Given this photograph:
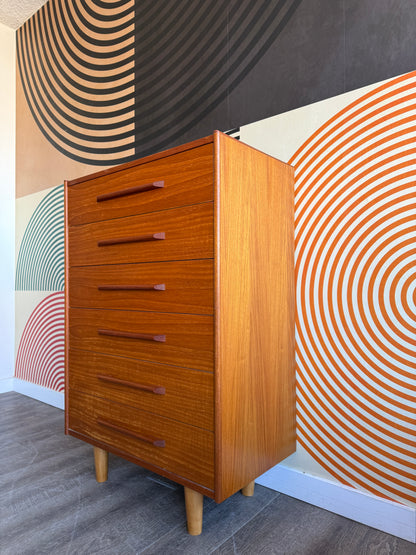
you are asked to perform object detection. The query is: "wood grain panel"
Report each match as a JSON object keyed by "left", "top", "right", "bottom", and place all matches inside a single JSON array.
[
  {"left": 68, "top": 308, "right": 213, "bottom": 371},
  {"left": 67, "top": 143, "right": 214, "bottom": 226},
  {"left": 68, "top": 391, "right": 214, "bottom": 489},
  {"left": 68, "top": 203, "right": 213, "bottom": 267},
  {"left": 68, "top": 349, "right": 214, "bottom": 430},
  {"left": 68, "top": 260, "right": 213, "bottom": 314},
  {"left": 214, "top": 131, "right": 296, "bottom": 502}
]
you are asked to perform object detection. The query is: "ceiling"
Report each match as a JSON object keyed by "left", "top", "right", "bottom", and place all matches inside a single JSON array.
[{"left": 0, "top": 0, "right": 48, "bottom": 30}]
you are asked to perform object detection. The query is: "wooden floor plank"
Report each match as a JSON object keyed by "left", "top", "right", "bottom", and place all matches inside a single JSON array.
[
  {"left": 210, "top": 495, "right": 415, "bottom": 555},
  {"left": 0, "top": 392, "right": 413, "bottom": 554}
]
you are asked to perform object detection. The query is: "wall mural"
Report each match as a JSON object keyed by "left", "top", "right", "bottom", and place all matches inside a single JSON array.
[
  {"left": 15, "top": 0, "right": 415, "bottom": 508},
  {"left": 15, "top": 184, "right": 65, "bottom": 394},
  {"left": 17, "top": 0, "right": 301, "bottom": 165},
  {"left": 15, "top": 184, "right": 64, "bottom": 291},
  {"left": 241, "top": 70, "right": 416, "bottom": 507},
  {"left": 292, "top": 71, "right": 416, "bottom": 505},
  {"left": 15, "top": 292, "right": 65, "bottom": 392}
]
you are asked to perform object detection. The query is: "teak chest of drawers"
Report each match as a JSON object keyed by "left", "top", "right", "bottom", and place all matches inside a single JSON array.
[{"left": 65, "top": 131, "right": 296, "bottom": 535}]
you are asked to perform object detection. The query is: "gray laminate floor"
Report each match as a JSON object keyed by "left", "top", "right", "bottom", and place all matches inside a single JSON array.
[{"left": 0, "top": 392, "right": 413, "bottom": 555}]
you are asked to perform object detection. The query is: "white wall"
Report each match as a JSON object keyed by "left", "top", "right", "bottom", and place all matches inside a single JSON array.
[{"left": 0, "top": 22, "right": 15, "bottom": 391}]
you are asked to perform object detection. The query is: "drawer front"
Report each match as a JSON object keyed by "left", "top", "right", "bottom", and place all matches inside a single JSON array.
[
  {"left": 68, "top": 203, "right": 213, "bottom": 267},
  {"left": 67, "top": 143, "right": 213, "bottom": 226},
  {"left": 68, "top": 350, "right": 214, "bottom": 430},
  {"left": 68, "top": 308, "right": 213, "bottom": 371},
  {"left": 68, "top": 260, "right": 213, "bottom": 314},
  {"left": 68, "top": 391, "right": 214, "bottom": 489}
]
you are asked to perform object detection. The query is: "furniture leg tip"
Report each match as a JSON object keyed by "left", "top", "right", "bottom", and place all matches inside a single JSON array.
[{"left": 241, "top": 480, "right": 255, "bottom": 497}]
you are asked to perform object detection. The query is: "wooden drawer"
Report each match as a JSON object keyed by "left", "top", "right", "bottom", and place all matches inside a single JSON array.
[
  {"left": 68, "top": 350, "right": 214, "bottom": 430},
  {"left": 68, "top": 203, "right": 213, "bottom": 267},
  {"left": 68, "top": 308, "right": 213, "bottom": 372},
  {"left": 67, "top": 143, "right": 214, "bottom": 226},
  {"left": 68, "top": 260, "right": 213, "bottom": 314},
  {"left": 68, "top": 391, "right": 214, "bottom": 489}
]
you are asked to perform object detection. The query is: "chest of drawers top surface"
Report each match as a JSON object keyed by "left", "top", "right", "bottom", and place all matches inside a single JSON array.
[{"left": 65, "top": 131, "right": 296, "bottom": 505}]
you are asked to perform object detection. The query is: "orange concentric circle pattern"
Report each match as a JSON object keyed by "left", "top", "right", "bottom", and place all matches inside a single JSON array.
[{"left": 290, "top": 71, "right": 416, "bottom": 505}]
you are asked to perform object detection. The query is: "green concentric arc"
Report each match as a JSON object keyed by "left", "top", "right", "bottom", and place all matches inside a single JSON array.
[{"left": 16, "top": 184, "right": 64, "bottom": 291}]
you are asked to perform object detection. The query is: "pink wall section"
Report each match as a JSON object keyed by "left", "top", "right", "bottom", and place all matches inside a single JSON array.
[{"left": 15, "top": 292, "right": 64, "bottom": 392}]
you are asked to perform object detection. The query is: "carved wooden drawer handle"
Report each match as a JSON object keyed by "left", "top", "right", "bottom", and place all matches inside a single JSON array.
[
  {"left": 97, "top": 418, "right": 165, "bottom": 447},
  {"left": 96, "top": 181, "right": 164, "bottom": 202},
  {"left": 97, "top": 374, "right": 166, "bottom": 395},
  {"left": 98, "top": 328, "right": 166, "bottom": 342},
  {"left": 97, "top": 232, "right": 165, "bottom": 247},
  {"left": 97, "top": 284, "right": 166, "bottom": 291}
]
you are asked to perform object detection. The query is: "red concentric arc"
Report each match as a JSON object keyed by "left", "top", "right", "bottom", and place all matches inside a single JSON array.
[
  {"left": 15, "top": 292, "right": 65, "bottom": 393},
  {"left": 290, "top": 71, "right": 416, "bottom": 505}
]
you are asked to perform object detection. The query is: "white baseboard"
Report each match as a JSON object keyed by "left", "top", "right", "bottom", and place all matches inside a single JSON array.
[
  {"left": 12, "top": 378, "right": 64, "bottom": 410},
  {"left": 0, "top": 377, "right": 14, "bottom": 393},
  {"left": 256, "top": 464, "right": 415, "bottom": 543}
]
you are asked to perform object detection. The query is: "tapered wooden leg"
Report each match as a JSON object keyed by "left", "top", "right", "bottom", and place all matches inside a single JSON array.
[
  {"left": 184, "top": 487, "right": 203, "bottom": 535},
  {"left": 241, "top": 480, "right": 255, "bottom": 497},
  {"left": 94, "top": 446, "right": 108, "bottom": 482}
]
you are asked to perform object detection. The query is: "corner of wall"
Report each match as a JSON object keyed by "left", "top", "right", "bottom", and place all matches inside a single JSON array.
[{"left": 0, "top": 22, "right": 16, "bottom": 382}]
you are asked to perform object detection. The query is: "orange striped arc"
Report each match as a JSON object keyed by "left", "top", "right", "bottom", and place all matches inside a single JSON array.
[{"left": 290, "top": 70, "right": 416, "bottom": 506}]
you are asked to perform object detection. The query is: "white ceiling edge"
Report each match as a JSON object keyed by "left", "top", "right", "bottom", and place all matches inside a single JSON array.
[{"left": 0, "top": 0, "right": 48, "bottom": 30}]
